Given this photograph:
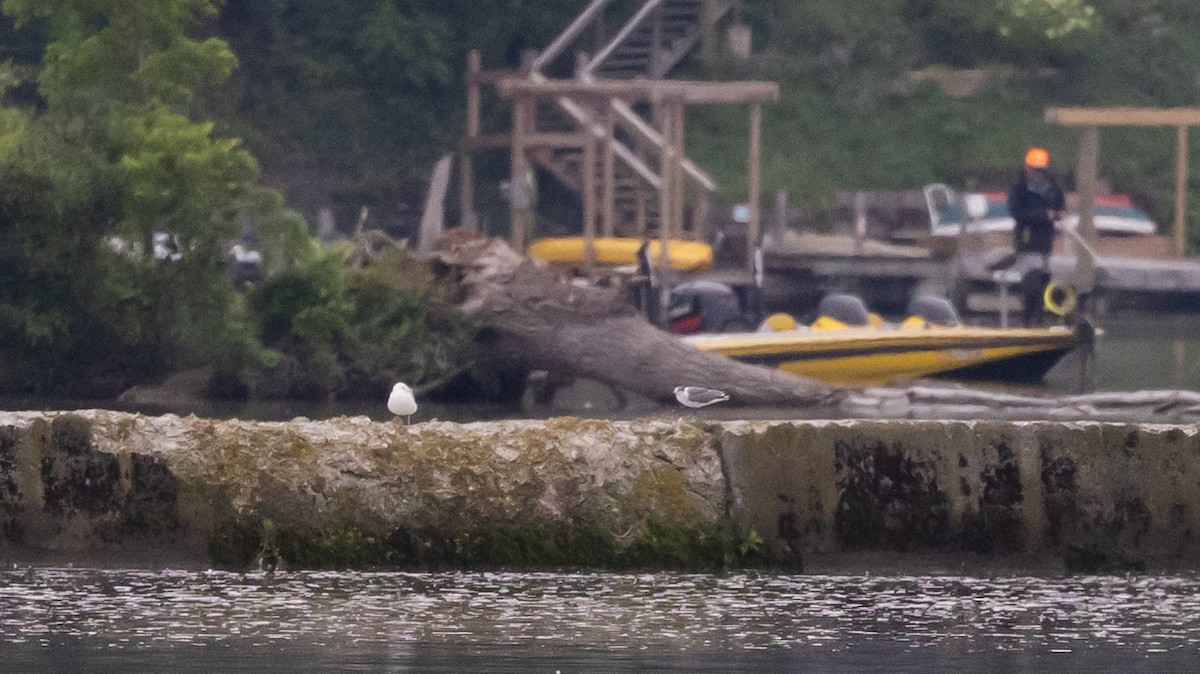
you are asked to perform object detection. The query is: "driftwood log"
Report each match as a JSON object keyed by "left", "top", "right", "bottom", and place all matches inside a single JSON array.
[{"left": 433, "top": 236, "right": 1200, "bottom": 423}]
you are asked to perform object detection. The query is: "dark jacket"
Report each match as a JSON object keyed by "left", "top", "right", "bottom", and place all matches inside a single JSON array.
[{"left": 1007, "top": 171, "right": 1065, "bottom": 255}]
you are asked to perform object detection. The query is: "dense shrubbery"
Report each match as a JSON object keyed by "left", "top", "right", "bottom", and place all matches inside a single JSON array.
[
  {"left": 231, "top": 249, "right": 476, "bottom": 402},
  {"left": 0, "top": 0, "right": 476, "bottom": 400}
]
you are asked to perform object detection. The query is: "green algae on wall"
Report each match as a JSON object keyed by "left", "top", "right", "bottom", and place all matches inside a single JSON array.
[{"left": 206, "top": 516, "right": 775, "bottom": 572}]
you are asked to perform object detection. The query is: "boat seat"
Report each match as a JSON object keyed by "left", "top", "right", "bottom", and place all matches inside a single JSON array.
[
  {"left": 903, "top": 295, "right": 961, "bottom": 328},
  {"left": 811, "top": 294, "right": 883, "bottom": 330},
  {"left": 758, "top": 312, "right": 800, "bottom": 332}
]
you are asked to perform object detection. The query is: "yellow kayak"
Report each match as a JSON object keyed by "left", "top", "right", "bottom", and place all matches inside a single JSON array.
[{"left": 528, "top": 237, "right": 714, "bottom": 273}]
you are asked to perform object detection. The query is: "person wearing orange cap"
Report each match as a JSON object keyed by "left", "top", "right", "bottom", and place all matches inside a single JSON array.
[
  {"left": 1008, "top": 147, "right": 1065, "bottom": 258},
  {"left": 1006, "top": 147, "right": 1066, "bottom": 325}
]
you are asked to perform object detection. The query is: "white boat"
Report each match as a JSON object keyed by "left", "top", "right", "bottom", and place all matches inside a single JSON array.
[{"left": 924, "top": 184, "right": 1158, "bottom": 239}]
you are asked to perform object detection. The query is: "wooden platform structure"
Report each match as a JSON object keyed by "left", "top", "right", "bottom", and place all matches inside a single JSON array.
[
  {"left": 455, "top": 0, "right": 773, "bottom": 278},
  {"left": 460, "top": 52, "right": 776, "bottom": 275},
  {"left": 1045, "top": 106, "right": 1200, "bottom": 289},
  {"left": 497, "top": 75, "right": 775, "bottom": 273}
]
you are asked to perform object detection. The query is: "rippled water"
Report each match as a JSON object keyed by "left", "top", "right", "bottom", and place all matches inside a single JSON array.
[{"left": 2, "top": 569, "right": 1198, "bottom": 672}]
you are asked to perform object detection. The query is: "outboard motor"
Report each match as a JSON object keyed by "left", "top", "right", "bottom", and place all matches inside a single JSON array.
[{"left": 668, "top": 281, "right": 746, "bottom": 333}]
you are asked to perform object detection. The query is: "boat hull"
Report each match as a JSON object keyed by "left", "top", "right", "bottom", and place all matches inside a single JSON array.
[{"left": 684, "top": 326, "right": 1082, "bottom": 386}]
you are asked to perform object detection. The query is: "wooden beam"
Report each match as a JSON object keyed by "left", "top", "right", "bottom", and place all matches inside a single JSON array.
[
  {"left": 582, "top": 102, "right": 597, "bottom": 273},
  {"left": 602, "top": 102, "right": 616, "bottom": 237},
  {"left": 1046, "top": 107, "right": 1200, "bottom": 127},
  {"left": 635, "top": 174, "right": 647, "bottom": 237},
  {"left": 496, "top": 77, "right": 780, "bottom": 104},
  {"left": 468, "top": 132, "right": 591, "bottom": 151},
  {"left": 509, "top": 94, "right": 531, "bottom": 250},
  {"left": 676, "top": 100, "right": 686, "bottom": 242},
  {"left": 468, "top": 68, "right": 525, "bottom": 86},
  {"left": 659, "top": 101, "right": 677, "bottom": 270},
  {"left": 695, "top": 190, "right": 710, "bottom": 244},
  {"left": 1176, "top": 125, "right": 1189, "bottom": 257}
]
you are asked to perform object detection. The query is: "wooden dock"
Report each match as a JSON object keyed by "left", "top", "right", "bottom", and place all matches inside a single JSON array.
[
  {"left": 759, "top": 232, "right": 950, "bottom": 314},
  {"left": 758, "top": 231, "right": 1200, "bottom": 317}
]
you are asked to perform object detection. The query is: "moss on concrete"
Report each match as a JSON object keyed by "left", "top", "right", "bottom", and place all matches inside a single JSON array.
[
  {"left": 960, "top": 438, "right": 1026, "bottom": 554},
  {"left": 206, "top": 516, "right": 781, "bottom": 572},
  {"left": 833, "top": 437, "right": 950, "bottom": 551},
  {"left": 0, "top": 424, "right": 21, "bottom": 541},
  {"left": 41, "top": 415, "right": 122, "bottom": 517}
]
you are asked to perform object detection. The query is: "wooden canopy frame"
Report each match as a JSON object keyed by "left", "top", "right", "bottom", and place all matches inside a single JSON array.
[
  {"left": 495, "top": 76, "right": 777, "bottom": 271},
  {"left": 1046, "top": 107, "right": 1197, "bottom": 270}
]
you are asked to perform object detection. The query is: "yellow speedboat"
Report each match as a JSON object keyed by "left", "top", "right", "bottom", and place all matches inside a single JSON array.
[{"left": 682, "top": 295, "right": 1085, "bottom": 386}]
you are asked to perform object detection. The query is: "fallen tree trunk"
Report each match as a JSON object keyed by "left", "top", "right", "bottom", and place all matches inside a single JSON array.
[
  {"left": 434, "top": 236, "right": 843, "bottom": 407},
  {"left": 433, "top": 236, "right": 1200, "bottom": 423}
]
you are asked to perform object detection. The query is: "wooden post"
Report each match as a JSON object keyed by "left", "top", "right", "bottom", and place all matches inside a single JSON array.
[
  {"left": 582, "top": 100, "right": 598, "bottom": 273},
  {"left": 508, "top": 93, "right": 530, "bottom": 250},
  {"left": 602, "top": 101, "right": 616, "bottom": 237},
  {"left": 460, "top": 50, "right": 481, "bottom": 232},
  {"left": 853, "top": 191, "right": 866, "bottom": 256},
  {"left": 1075, "top": 125, "right": 1100, "bottom": 292},
  {"left": 658, "top": 99, "right": 677, "bottom": 270},
  {"left": 695, "top": 190, "right": 710, "bottom": 244},
  {"left": 774, "top": 189, "right": 788, "bottom": 240},
  {"left": 1176, "top": 125, "right": 1189, "bottom": 257},
  {"left": 747, "top": 101, "right": 763, "bottom": 272},
  {"left": 635, "top": 174, "right": 647, "bottom": 237},
  {"left": 670, "top": 100, "right": 686, "bottom": 242}
]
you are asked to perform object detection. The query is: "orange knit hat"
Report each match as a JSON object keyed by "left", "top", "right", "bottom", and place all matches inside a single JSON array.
[{"left": 1025, "top": 147, "right": 1050, "bottom": 168}]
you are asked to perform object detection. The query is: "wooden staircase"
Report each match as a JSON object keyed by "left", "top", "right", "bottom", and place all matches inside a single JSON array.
[
  {"left": 584, "top": 0, "right": 736, "bottom": 80},
  {"left": 460, "top": 0, "right": 775, "bottom": 275},
  {"left": 524, "top": 0, "right": 735, "bottom": 240}
]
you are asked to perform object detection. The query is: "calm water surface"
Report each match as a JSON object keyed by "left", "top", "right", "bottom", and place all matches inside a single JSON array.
[{"left": 2, "top": 569, "right": 1198, "bottom": 672}]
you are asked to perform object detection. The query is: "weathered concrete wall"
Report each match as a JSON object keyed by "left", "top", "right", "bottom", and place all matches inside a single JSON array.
[
  {"left": 721, "top": 420, "right": 1200, "bottom": 570},
  {"left": 2, "top": 411, "right": 1199, "bottom": 571},
  {"left": 0, "top": 411, "right": 727, "bottom": 567}
]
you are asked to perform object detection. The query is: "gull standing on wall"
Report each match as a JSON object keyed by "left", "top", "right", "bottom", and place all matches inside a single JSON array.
[{"left": 388, "top": 382, "right": 418, "bottom": 424}]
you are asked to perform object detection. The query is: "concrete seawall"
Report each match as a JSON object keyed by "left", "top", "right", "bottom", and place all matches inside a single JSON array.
[{"left": 1, "top": 411, "right": 1198, "bottom": 572}]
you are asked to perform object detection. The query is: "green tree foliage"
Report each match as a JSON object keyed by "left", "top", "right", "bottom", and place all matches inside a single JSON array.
[
  {"left": 0, "top": 0, "right": 273, "bottom": 394},
  {"left": 218, "top": 0, "right": 454, "bottom": 186},
  {"left": 243, "top": 249, "right": 476, "bottom": 402},
  {"left": 213, "top": 0, "right": 589, "bottom": 213},
  {"left": 0, "top": 0, "right": 483, "bottom": 399}
]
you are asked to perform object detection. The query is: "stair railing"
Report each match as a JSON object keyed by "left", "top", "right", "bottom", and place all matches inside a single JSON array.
[
  {"left": 581, "top": 0, "right": 667, "bottom": 79},
  {"left": 532, "top": 0, "right": 615, "bottom": 73}
]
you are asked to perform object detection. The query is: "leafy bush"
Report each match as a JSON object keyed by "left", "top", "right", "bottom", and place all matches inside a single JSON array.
[{"left": 240, "top": 248, "right": 476, "bottom": 401}]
